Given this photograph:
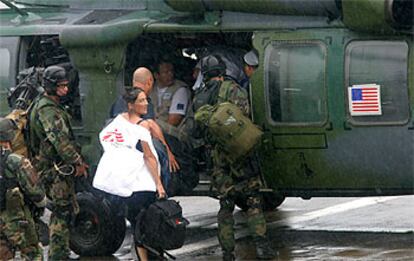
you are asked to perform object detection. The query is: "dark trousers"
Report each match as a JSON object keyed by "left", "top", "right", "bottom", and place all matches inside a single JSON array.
[{"left": 152, "top": 139, "right": 171, "bottom": 192}]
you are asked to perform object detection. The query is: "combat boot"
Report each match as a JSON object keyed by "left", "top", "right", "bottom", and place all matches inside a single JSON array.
[
  {"left": 255, "top": 237, "right": 277, "bottom": 260},
  {"left": 222, "top": 251, "right": 235, "bottom": 261}
]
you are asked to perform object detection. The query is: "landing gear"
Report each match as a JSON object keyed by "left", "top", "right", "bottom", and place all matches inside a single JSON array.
[
  {"left": 234, "top": 192, "right": 285, "bottom": 212},
  {"left": 262, "top": 192, "right": 285, "bottom": 211},
  {"left": 70, "top": 192, "right": 126, "bottom": 256}
]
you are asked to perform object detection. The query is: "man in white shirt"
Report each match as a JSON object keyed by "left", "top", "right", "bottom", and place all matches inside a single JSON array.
[{"left": 150, "top": 61, "right": 190, "bottom": 127}]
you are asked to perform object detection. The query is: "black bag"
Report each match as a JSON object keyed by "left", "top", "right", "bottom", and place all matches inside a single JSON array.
[
  {"left": 135, "top": 199, "right": 189, "bottom": 251},
  {"left": 164, "top": 134, "right": 198, "bottom": 196}
]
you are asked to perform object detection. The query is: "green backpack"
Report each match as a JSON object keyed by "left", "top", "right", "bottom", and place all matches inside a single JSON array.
[{"left": 195, "top": 102, "right": 263, "bottom": 162}]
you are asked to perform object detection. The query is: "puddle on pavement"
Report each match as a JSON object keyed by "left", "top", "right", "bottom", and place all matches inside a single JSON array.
[
  {"left": 43, "top": 219, "right": 413, "bottom": 260},
  {"left": 212, "top": 230, "right": 414, "bottom": 261},
  {"left": 333, "top": 248, "right": 371, "bottom": 257}
]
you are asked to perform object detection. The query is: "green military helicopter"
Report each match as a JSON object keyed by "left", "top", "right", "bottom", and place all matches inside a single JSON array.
[{"left": 0, "top": 0, "right": 413, "bottom": 256}]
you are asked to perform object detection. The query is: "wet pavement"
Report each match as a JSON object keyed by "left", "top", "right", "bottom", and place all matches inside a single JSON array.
[
  {"left": 42, "top": 195, "right": 414, "bottom": 260},
  {"left": 169, "top": 196, "right": 414, "bottom": 261}
]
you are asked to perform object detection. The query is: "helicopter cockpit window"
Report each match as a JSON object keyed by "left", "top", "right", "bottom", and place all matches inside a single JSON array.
[
  {"left": 265, "top": 41, "right": 327, "bottom": 126},
  {"left": 0, "top": 49, "right": 9, "bottom": 78},
  {"left": 345, "top": 41, "right": 409, "bottom": 125},
  {"left": 0, "top": 48, "right": 10, "bottom": 115}
]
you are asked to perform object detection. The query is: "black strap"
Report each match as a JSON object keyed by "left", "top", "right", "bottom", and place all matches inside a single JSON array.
[{"left": 137, "top": 119, "right": 146, "bottom": 125}]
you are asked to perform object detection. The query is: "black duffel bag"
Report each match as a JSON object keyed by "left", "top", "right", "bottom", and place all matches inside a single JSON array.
[{"left": 135, "top": 199, "right": 189, "bottom": 251}]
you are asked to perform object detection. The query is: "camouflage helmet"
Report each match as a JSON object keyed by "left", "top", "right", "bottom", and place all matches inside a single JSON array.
[
  {"left": 0, "top": 118, "right": 17, "bottom": 141},
  {"left": 42, "top": 65, "right": 68, "bottom": 94},
  {"left": 200, "top": 55, "right": 226, "bottom": 80}
]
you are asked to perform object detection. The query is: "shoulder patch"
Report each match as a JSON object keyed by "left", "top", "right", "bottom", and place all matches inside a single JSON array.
[{"left": 176, "top": 103, "right": 185, "bottom": 110}]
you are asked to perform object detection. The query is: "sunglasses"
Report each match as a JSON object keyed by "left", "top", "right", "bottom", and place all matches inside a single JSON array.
[{"left": 57, "top": 82, "right": 69, "bottom": 88}]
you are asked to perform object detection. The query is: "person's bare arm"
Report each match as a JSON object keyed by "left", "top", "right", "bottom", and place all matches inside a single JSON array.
[
  {"left": 167, "top": 113, "right": 184, "bottom": 126},
  {"left": 147, "top": 119, "right": 180, "bottom": 172},
  {"left": 141, "top": 140, "right": 166, "bottom": 198}
]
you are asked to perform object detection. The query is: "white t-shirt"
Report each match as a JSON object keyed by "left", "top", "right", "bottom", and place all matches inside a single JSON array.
[
  {"left": 169, "top": 87, "right": 189, "bottom": 115},
  {"left": 93, "top": 115, "right": 160, "bottom": 197},
  {"left": 157, "top": 87, "right": 169, "bottom": 106}
]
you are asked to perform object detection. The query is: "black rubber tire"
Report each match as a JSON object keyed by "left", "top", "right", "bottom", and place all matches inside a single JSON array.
[
  {"left": 69, "top": 192, "right": 126, "bottom": 256},
  {"left": 262, "top": 193, "right": 285, "bottom": 211},
  {"left": 235, "top": 193, "right": 285, "bottom": 212},
  {"left": 234, "top": 195, "right": 249, "bottom": 212},
  {"left": 102, "top": 198, "right": 126, "bottom": 255}
]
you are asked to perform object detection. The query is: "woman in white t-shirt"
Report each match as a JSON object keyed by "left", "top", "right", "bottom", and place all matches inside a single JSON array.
[{"left": 93, "top": 87, "right": 166, "bottom": 260}]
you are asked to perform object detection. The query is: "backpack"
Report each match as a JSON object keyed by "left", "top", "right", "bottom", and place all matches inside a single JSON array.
[
  {"left": 135, "top": 199, "right": 189, "bottom": 251},
  {"left": 195, "top": 102, "right": 263, "bottom": 162},
  {"left": 5, "top": 109, "right": 29, "bottom": 158},
  {"left": 6, "top": 67, "right": 45, "bottom": 158}
]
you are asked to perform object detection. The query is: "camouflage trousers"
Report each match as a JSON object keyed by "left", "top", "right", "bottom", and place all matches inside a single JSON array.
[
  {"left": 0, "top": 207, "right": 42, "bottom": 260},
  {"left": 211, "top": 148, "right": 267, "bottom": 254},
  {"left": 41, "top": 169, "right": 77, "bottom": 261}
]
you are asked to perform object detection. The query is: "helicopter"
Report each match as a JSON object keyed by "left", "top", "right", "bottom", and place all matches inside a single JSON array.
[{"left": 0, "top": 0, "right": 412, "bottom": 256}]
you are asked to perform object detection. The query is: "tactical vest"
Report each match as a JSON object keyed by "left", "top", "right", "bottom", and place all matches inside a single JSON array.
[
  {"left": 5, "top": 109, "right": 29, "bottom": 158},
  {"left": 0, "top": 153, "right": 38, "bottom": 247},
  {"left": 193, "top": 80, "right": 222, "bottom": 112},
  {"left": 150, "top": 80, "right": 188, "bottom": 122},
  {"left": 27, "top": 95, "right": 73, "bottom": 164}
]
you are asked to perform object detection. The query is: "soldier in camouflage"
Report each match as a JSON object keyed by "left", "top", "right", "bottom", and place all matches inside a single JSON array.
[
  {"left": 28, "top": 65, "right": 88, "bottom": 260},
  {"left": 0, "top": 118, "right": 46, "bottom": 260},
  {"left": 199, "top": 55, "right": 276, "bottom": 260}
]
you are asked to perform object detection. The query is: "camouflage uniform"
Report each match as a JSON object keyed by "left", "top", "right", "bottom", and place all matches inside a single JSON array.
[
  {"left": 28, "top": 95, "right": 82, "bottom": 260},
  {"left": 210, "top": 79, "right": 268, "bottom": 257},
  {"left": 0, "top": 151, "right": 45, "bottom": 260}
]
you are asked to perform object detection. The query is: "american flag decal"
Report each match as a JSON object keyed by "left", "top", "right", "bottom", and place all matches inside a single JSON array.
[{"left": 348, "top": 84, "right": 382, "bottom": 116}]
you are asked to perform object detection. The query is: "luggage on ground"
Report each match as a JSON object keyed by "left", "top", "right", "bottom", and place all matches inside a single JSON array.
[{"left": 135, "top": 199, "right": 189, "bottom": 251}]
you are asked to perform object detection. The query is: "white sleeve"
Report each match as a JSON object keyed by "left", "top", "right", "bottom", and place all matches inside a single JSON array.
[
  {"left": 135, "top": 125, "right": 152, "bottom": 143},
  {"left": 169, "top": 87, "right": 189, "bottom": 115}
]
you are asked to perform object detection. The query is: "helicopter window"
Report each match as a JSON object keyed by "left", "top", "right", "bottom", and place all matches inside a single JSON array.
[
  {"left": 0, "top": 48, "right": 10, "bottom": 81},
  {"left": 345, "top": 41, "right": 409, "bottom": 125},
  {"left": 265, "top": 41, "right": 327, "bottom": 125},
  {"left": 0, "top": 48, "right": 11, "bottom": 115}
]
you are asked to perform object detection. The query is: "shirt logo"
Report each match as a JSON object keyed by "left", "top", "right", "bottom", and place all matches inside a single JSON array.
[
  {"left": 176, "top": 103, "right": 184, "bottom": 110},
  {"left": 102, "top": 129, "right": 124, "bottom": 143}
]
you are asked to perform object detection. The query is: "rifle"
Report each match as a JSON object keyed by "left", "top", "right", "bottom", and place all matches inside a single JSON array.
[{"left": 7, "top": 67, "right": 44, "bottom": 110}]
